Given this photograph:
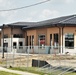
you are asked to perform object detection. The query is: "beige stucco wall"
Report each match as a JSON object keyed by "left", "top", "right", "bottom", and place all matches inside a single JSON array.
[
  {"left": 36, "top": 28, "right": 47, "bottom": 45},
  {"left": 27, "top": 29, "right": 36, "bottom": 45},
  {"left": 2, "top": 26, "right": 76, "bottom": 47},
  {"left": 26, "top": 28, "right": 47, "bottom": 45},
  {"left": 1, "top": 27, "right": 24, "bottom": 38},
  {"left": 63, "top": 27, "right": 76, "bottom": 47},
  {"left": 12, "top": 28, "right": 23, "bottom": 34},
  {"left": 47, "top": 27, "right": 59, "bottom": 46},
  {"left": 26, "top": 27, "right": 60, "bottom": 46},
  {"left": 1, "top": 27, "right": 11, "bottom": 38}
]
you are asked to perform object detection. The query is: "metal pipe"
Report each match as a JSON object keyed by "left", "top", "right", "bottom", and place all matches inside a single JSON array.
[
  {"left": 59, "top": 27, "right": 61, "bottom": 53},
  {"left": 62, "top": 27, "right": 64, "bottom": 53}
]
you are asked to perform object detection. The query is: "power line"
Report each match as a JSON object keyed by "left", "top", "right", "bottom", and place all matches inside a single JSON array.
[{"left": 0, "top": 0, "right": 50, "bottom": 12}]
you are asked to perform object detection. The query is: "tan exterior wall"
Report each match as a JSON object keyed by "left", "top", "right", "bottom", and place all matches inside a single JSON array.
[
  {"left": 12, "top": 28, "right": 23, "bottom": 34},
  {"left": 1, "top": 27, "right": 24, "bottom": 38},
  {"left": 27, "top": 29, "right": 36, "bottom": 45},
  {"left": 36, "top": 28, "right": 47, "bottom": 45},
  {"left": 1, "top": 26, "right": 76, "bottom": 48},
  {"left": 47, "top": 27, "right": 59, "bottom": 46},
  {"left": 63, "top": 27, "right": 76, "bottom": 47},
  {"left": 26, "top": 27, "right": 60, "bottom": 46},
  {"left": 1, "top": 27, "right": 11, "bottom": 38},
  {"left": 63, "top": 27, "right": 76, "bottom": 33}
]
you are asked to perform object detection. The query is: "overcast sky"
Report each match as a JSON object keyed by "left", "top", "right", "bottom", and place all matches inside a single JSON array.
[{"left": 0, "top": 0, "right": 76, "bottom": 25}]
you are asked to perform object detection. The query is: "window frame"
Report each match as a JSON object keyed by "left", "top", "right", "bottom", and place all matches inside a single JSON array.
[
  {"left": 38, "top": 34, "right": 45, "bottom": 48},
  {"left": 65, "top": 33, "right": 74, "bottom": 49},
  {"left": 19, "top": 41, "right": 23, "bottom": 49}
]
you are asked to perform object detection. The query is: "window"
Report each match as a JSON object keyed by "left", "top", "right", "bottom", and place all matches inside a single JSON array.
[
  {"left": 13, "top": 34, "right": 23, "bottom": 38},
  {"left": 19, "top": 42, "right": 23, "bottom": 49},
  {"left": 32, "top": 35, "right": 34, "bottom": 47},
  {"left": 54, "top": 33, "right": 59, "bottom": 48},
  {"left": 65, "top": 33, "right": 74, "bottom": 49},
  {"left": 26, "top": 36, "right": 28, "bottom": 46},
  {"left": 30, "top": 36, "right": 31, "bottom": 46},
  {"left": 38, "top": 35, "right": 45, "bottom": 47},
  {"left": 54, "top": 34, "right": 58, "bottom": 43},
  {"left": 27, "top": 35, "right": 34, "bottom": 49},
  {"left": 3, "top": 34, "right": 8, "bottom": 38},
  {"left": 13, "top": 42, "right": 17, "bottom": 49},
  {"left": 3, "top": 43, "right": 8, "bottom": 52},
  {"left": 50, "top": 34, "right": 52, "bottom": 46}
]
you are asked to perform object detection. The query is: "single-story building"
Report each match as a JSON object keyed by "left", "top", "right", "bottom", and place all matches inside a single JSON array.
[{"left": 0, "top": 14, "right": 76, "bottom": 54}]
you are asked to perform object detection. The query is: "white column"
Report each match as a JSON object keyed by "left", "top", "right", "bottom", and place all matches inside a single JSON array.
[
  {"left": 60, "top": 28, "right": 63, "bottom": 54},
  {"left": 63, "top": 34, "right": 65, "bottom": 54},
  {"left": 74, "top": 33, "right": 76, "bottom": 53}
]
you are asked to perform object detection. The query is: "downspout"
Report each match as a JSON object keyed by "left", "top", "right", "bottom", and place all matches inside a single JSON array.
[
  {"left": 62, "top": 27, "right": 64, "bottom": 53},
  {"left": 57, "top": 24, "right": 64, "bottom": 54},
  {"left": 59, "top": 27, "right": 61, "bottom": 53},
  {"left": 25, "top": 30, "right": 27, "bottom": 46}
]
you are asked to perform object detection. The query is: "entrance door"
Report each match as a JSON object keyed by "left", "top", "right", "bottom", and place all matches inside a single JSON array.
[{"left": 3, "top": 43, "right": 8, "bottom": 52}]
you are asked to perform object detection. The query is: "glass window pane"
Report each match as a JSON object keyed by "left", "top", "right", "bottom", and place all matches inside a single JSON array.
[
  {"left": 65, "top": 33, "right": 74, "bottom": 49},
  {"left": 53, "top": 33, "right": 59, "bottom": 48},
  {"left": 38, "top": 34, "right": 45, "bottom": 48},
  {"left": 19, "top": 42, "right": 23, "bottom": 49},
  {"left": 13, "top": 42, "right": 17, "bottom": 49}
]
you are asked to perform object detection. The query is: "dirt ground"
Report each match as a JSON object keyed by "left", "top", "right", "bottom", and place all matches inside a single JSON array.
[{"left": 0, "top": 53, "right": 76, "bottom": 68}]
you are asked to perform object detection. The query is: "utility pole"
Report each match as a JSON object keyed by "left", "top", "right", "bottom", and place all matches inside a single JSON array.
[{"left": 2, "top": 24, "right": 4, "bottom": 58}]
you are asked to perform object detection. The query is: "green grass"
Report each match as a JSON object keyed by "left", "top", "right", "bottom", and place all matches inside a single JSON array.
[
  {"left": 10, "top": 67, "right": 51, "bottom": 75},
  {"left": 0, "top": 71, "right": 20, "bottom": 75},
  {"left": 9, "top": 67, "right": 76, "bottom": 75},
  {"left": 65, "top": 72, "right": 76, "bottom": 75}
]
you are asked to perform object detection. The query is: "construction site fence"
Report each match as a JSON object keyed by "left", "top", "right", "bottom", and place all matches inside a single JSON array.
[{"left": 0, "top": 46, "right": 76, "bottom": 72}]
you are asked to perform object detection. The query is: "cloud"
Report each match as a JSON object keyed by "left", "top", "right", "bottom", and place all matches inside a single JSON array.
[
  {"left": 50, "top": 0, "right": 75, "bottom": 4},
  {"left": 0, "top": 0, "right": 3, "bottom": 3},
  {"left": 25, "top": 17, "right": 34, "bottom": 22},
  {"left": 0, "top": 0, "right": 11, "bottom": 8},
  {"left": 30, "top": 11, "right": 38, "bottom": 16},
  {"left": 64, "top": 0, "right": 74, "bottom": 4},
  {"left": 39, "top": 9, "right": 59, "bottom": 19},
  {"left": 0, "top": 0, "right": 18, "bottom": 24},
  {"left": 0, "top": 10, "right": 18, "bottom": 24}
]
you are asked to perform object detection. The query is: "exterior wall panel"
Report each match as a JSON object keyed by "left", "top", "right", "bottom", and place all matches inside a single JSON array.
[
  {"left": 12, "top": 28, "right": 23, "bottom": 34},
  {"left": 47, "top": 27, "right": 59, "bottom": 46},
  {"left": 2, "top": 27, "right": 11, "bottom": 38},
  {"left": 63, "top": 27, "right": 76, "bottom": 54},
  {"left": 27, "top": 30, "right": 36, "bottom": 45},
  {"left": 63, "top": 27, "right": 76, "bottom": 47},
  {"left": 36, "top": 28, "right": 47, "bottom": 45}
]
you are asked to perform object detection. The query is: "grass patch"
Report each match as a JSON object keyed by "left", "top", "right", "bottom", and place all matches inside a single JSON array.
[
  {"left": 10, "top": 67, "right": 51, "bottom": 75},
  {"left": 64, "top": 72, "right": 76, "bottom": 75},
  {"left": 9, "top": 67, "right": 76, "bottom": 75},
  {"left": 0, "top": 71, "right": 20, "bottom": 75}
]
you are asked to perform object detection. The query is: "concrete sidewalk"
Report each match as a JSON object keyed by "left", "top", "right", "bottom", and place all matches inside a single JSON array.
[{"left": 0, "top": 67, "right": 39, "bottom": 75}]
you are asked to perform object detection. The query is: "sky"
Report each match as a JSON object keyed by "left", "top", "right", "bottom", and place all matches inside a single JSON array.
[{"left": 0, "top": 0, "right": 76, "bottom": 25}]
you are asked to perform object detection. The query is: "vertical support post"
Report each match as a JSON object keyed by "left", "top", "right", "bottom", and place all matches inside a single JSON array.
[
  {"left": 2, "top": 24, "right": 4, "bottom": 58},
  {"left": 11, "top": 27, "right": 13, "bottom": 52},
  {"left": 59, "top": 27, "right": 61, "bottom": 54},
  {"left": 62, "top": 27, "right": 64, "bottom": 54},
  {"left": 27, "top": 46, "right": 29, "bottom": 68}
]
